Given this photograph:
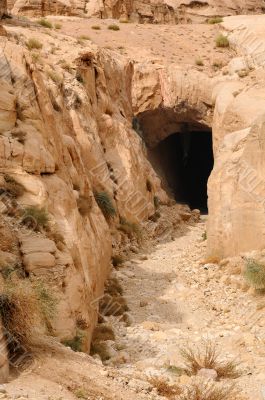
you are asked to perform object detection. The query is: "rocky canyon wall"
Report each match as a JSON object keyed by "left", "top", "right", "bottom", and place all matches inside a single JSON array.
[
  {"left": 0, "top": 25, "right": 166, "bottom": 349},
  {"left": 7, "top": 0, "right": 265, "bottom": 20}
]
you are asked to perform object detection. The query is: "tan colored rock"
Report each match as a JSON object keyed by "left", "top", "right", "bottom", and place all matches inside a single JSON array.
[
  {"left": 20, "top": 236, "right": 57, "bottom": 255},
  {"left": 23, "top": 252, "right": 56, "bottom": 272}
]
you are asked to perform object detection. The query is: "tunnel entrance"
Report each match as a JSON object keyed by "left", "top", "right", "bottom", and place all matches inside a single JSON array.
[{"left": 147, "top": 129, "right": 214, "bottom": 213}]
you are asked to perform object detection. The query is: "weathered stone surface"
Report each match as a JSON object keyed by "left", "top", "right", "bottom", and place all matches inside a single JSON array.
[
  {"left": 20, "top": 236, "right": 57, "bottom": 255},
  {"left": 23, "top": 252, "right": 56, "bottom": 272}
]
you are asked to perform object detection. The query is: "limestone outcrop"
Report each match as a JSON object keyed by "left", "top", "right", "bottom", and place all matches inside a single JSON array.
[
  {"left": 8, "top": 0, "right": 264, "bottom": 20},
  {"left": 0, "top": 26, "right": 167, "bottom": 350}
]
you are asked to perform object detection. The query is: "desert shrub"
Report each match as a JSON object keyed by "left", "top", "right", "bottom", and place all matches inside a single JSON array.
[
  {"left": 94, "top": 191, "right": 116, "bottom": 219},
  {"left": 34, "top": 282, "right": 57, "bottom": 322},
  {"left": 26, "top": 38, "right": 43, "bottom": 50},
  {"left": 195, "top": 58, "right": 204, "bottom": 66},
  {"left": 37, "top": 18, "right": 53, "bottom": 28},
  {"left": 112, "top": 255, "right": 124, "bottom": 267},
  {"left": 202, "top": 231, "right": 207, "bottom": 241},
  {"left": 244, "top": 259, "right": 265, "bottom": 290},
  {"left": 180, "top": 342, "right": 241, "bottom": 379},
  {"left": 54, "top": 23, "right": 62, "bottom": 29},
  {"left": 154, "top": 195, "right": 160, "bottom": 209},
  {"left": 118, "top": 218, "right": 142, "bottom": 241},
  {"left": 105, "top": 277, "right": 123, "bottom": 296},
  {"left": 207, "top": 17, "right": 223, "bottom": 24},
  {"left": 108, "top": 24, "right": 120, "bottom": 31},
  {"left": 74, "top": 388, "right": 88, "bottom": 399},
  {"left": 92, "top": 324, "right": 115, "bottom": 342},
  {"left": 78, "top": 35, "right": 90, "bottom": 40},
  {"left": 22, "top": 206, "right": 49, "bottom": 231},
  {"left": 47, "top": 70, "right": 62, "bottom": 84},
  {"left": 2, "top": 174, "right": 25, "bottom": 198},
  {"left": 146, "top": 179, "right": 152, "bottom": 192},
  {"left": 62, "top": 330, "right": 85, "bottom": 352},
  {"left": 149, "top": 377, "right": 182, "bottom": 398},
  {"left": 0, "top": 280, "right": 39, "bottom": 353},
  {"left": 215, "top": 34, "right": 229, "bottom": 48},
  {"left": 91, "top": 25, "right": 101, "bottom": 30},
  {"left": 179, "top": 381, "right": 236, "bottom": 400},
  {"left": 77, "top": 195, "right": 93, "bottom": 216}
]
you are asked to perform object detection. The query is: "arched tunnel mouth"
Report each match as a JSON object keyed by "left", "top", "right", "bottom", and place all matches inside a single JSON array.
[{"left": 134, "top": 115, "right": 214, "bottom": 213}]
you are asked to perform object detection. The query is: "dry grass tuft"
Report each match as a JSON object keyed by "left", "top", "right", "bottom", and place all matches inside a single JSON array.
[
  {"left": 180, "top": 342, "right": 241, "bottom": 379},
  {"left": 179, "top": 381, "right": 236, "bottom": 400},
  {"left": 26, "top": 38, "right": 43, "bottom": 50},
  {"left": 244, "top": 259, "right": 265, "bottom": 290},
  {"left": 215, "top": 34, "right": 229, "bottom": 48},
  {"left": 149, "top": 377, "right": 182, "bottom": 398}
]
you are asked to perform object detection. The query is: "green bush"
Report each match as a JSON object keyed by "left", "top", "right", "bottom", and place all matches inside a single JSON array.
[
  {"left": 244, "top": 259, "right": 265, "bottom": 290},
  {"left": 62, "top": 330, "right": 85, "bottom": 352},
  {"left": 94, "top": 191, "right": 116, "bottom": 219},
  {"left": 108, "top": 24, "right": 120, "bottom": 31},
  {"left": 26, "top": 38, "right": 43, "bottom": 50},
  {"left": 22, "top": 206, "right": 49, "bottom": 231},
  {"left": 207, "top": 17, "right": 223, "bottom": 24},
  {"left": 195, "top": 58, "right": 204, "bottom": 66},
  {"left": 215, "top": 34, "right": 229, "bottom": 48},
  {"left": 37, "top": 18, "right": 53, "bottom": 28}
]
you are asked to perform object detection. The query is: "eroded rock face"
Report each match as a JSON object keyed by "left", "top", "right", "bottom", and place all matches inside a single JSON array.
[
  {"left": 8, "top": 0, "right": 264, "bottom": 19},
  {"left": 0, "top": 28, "right": 167, "bottom": 349},
  {"left": 0, "top": 0, "right": 7, "bottom": 17}
]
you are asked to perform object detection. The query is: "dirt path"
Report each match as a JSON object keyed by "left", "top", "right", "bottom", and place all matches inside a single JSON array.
[{"left": 107, "top": 217, "right": 265, "bottom": 400}]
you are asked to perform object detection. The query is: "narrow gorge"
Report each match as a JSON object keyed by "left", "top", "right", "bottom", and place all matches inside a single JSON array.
[{"left": 0, "top": 1, "right": 264, "bottom": 399}]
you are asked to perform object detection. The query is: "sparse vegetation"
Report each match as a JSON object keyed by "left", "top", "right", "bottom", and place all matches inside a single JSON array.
[
  {"left": 92, "top": 324, "right": 115, "bottom": 342},
  {"left": 74, "top": 388, "right": 88, "bottom": 399},
  {"left": 118, "top": 218, "right": 142, "bottom": 242},
  {"left": 37, "top": 18, "right": 53, "bottom": 28},
  {"left": 215, "top": 34, "right": 229, "bottom": 48},
  {"left": 78, "top": 35, "right": 90, "bottom": 40},
  {"left": 54, "top": 23, "right": 62, "bottom": 29},
  {"left": 195, "top": 58, "right": 204, "bottom": 66},
  {"left": 1, "top": 174, "right": 25, "bottom": 198},
  {"left": 149, "top": 377, "right": 182, "bottom": 398},
  {"left": 31, "top": 52, "right": 40, "bottom": 63},
  {"left": 180, "top": 342, "right": 241, "bottom": 379},
  {"left": 62, "top": 330, "right": 85, "bottom": 352},
  {"left": 244, "top": 259, "right": 265, "bottom": 290},
  {"left": 77, "top": 195, "right": 93, "bottom": 216},
  {"left": 22, "top": 206, "right": 49, "bottom": 231},
  {"left": 47, "top": 70, "right": 62, "bottom": 84},
  {"left": 34, "top": 281, "right": 57, "bottom": 322},
  {"left": 212, "top": 60, "right": 223, "bottom": 69},
  {"left": 0, "top": 280, "right": 39, "bottom": 352},
  {"left": 179, "top": 381, "right": 236, "bottom": 400},
  {"left": 91, "top": 25, "right": 101, "bottom": 30},
  {"left": 108, "top": 24, "right": 120, "bottom": 31},
  {"left": 26, "top": 38, "right": 43, "bottom": 50},
  {"left": 207, "top": 17, "right": 223, "bottom": 24},
  {"left": 94, "top": 191, "right": 116, "bottom": 219},
  {"left": 202, "top": 231, "right": 207, "bottom": 241}
]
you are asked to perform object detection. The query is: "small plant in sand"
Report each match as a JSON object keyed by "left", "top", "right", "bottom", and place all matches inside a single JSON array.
[
  {"left": 91, "top": 25, "right": 101, "bottom": 30},
  {"left": 244, "top": 259, "right": 265, "bottom": 290},
  {"left": 22, "top": 206, "right": 49, "bottom": 231},
  {"left": 195, "top": 58, "right": 204, "bottom": 66},
  {"left": 26, "top": 38, "right": 43, "bottom": 50},
  {"left": 37, "top": 18, "right": 53, "bottom": 28},
  {"left": 108, "top": 24, "right": 120, "bottom": 31},
  {"left": 180, "top": 341, "right": 241, "bottom": 379},
  {"left": 179, "top": 381, "right": 237, "bottom": 400},
  {"left": 54, "top": 23, "right": 62, "bottom": 29},
  {"left": 207, "top": 17, "right": 223, "bottom": 24},
  {"left": 215, "top": 34, "right": 229, "bottom": 48}
]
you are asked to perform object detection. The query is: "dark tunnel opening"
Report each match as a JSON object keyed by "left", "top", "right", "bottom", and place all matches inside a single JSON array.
[{"left": 147, "top": 130, "right": 214, "bottom": 213}]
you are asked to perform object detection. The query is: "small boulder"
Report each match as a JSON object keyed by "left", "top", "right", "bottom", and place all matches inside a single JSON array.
[{"left": 197, "top": 368, "right": 218, "bottom": 381}]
